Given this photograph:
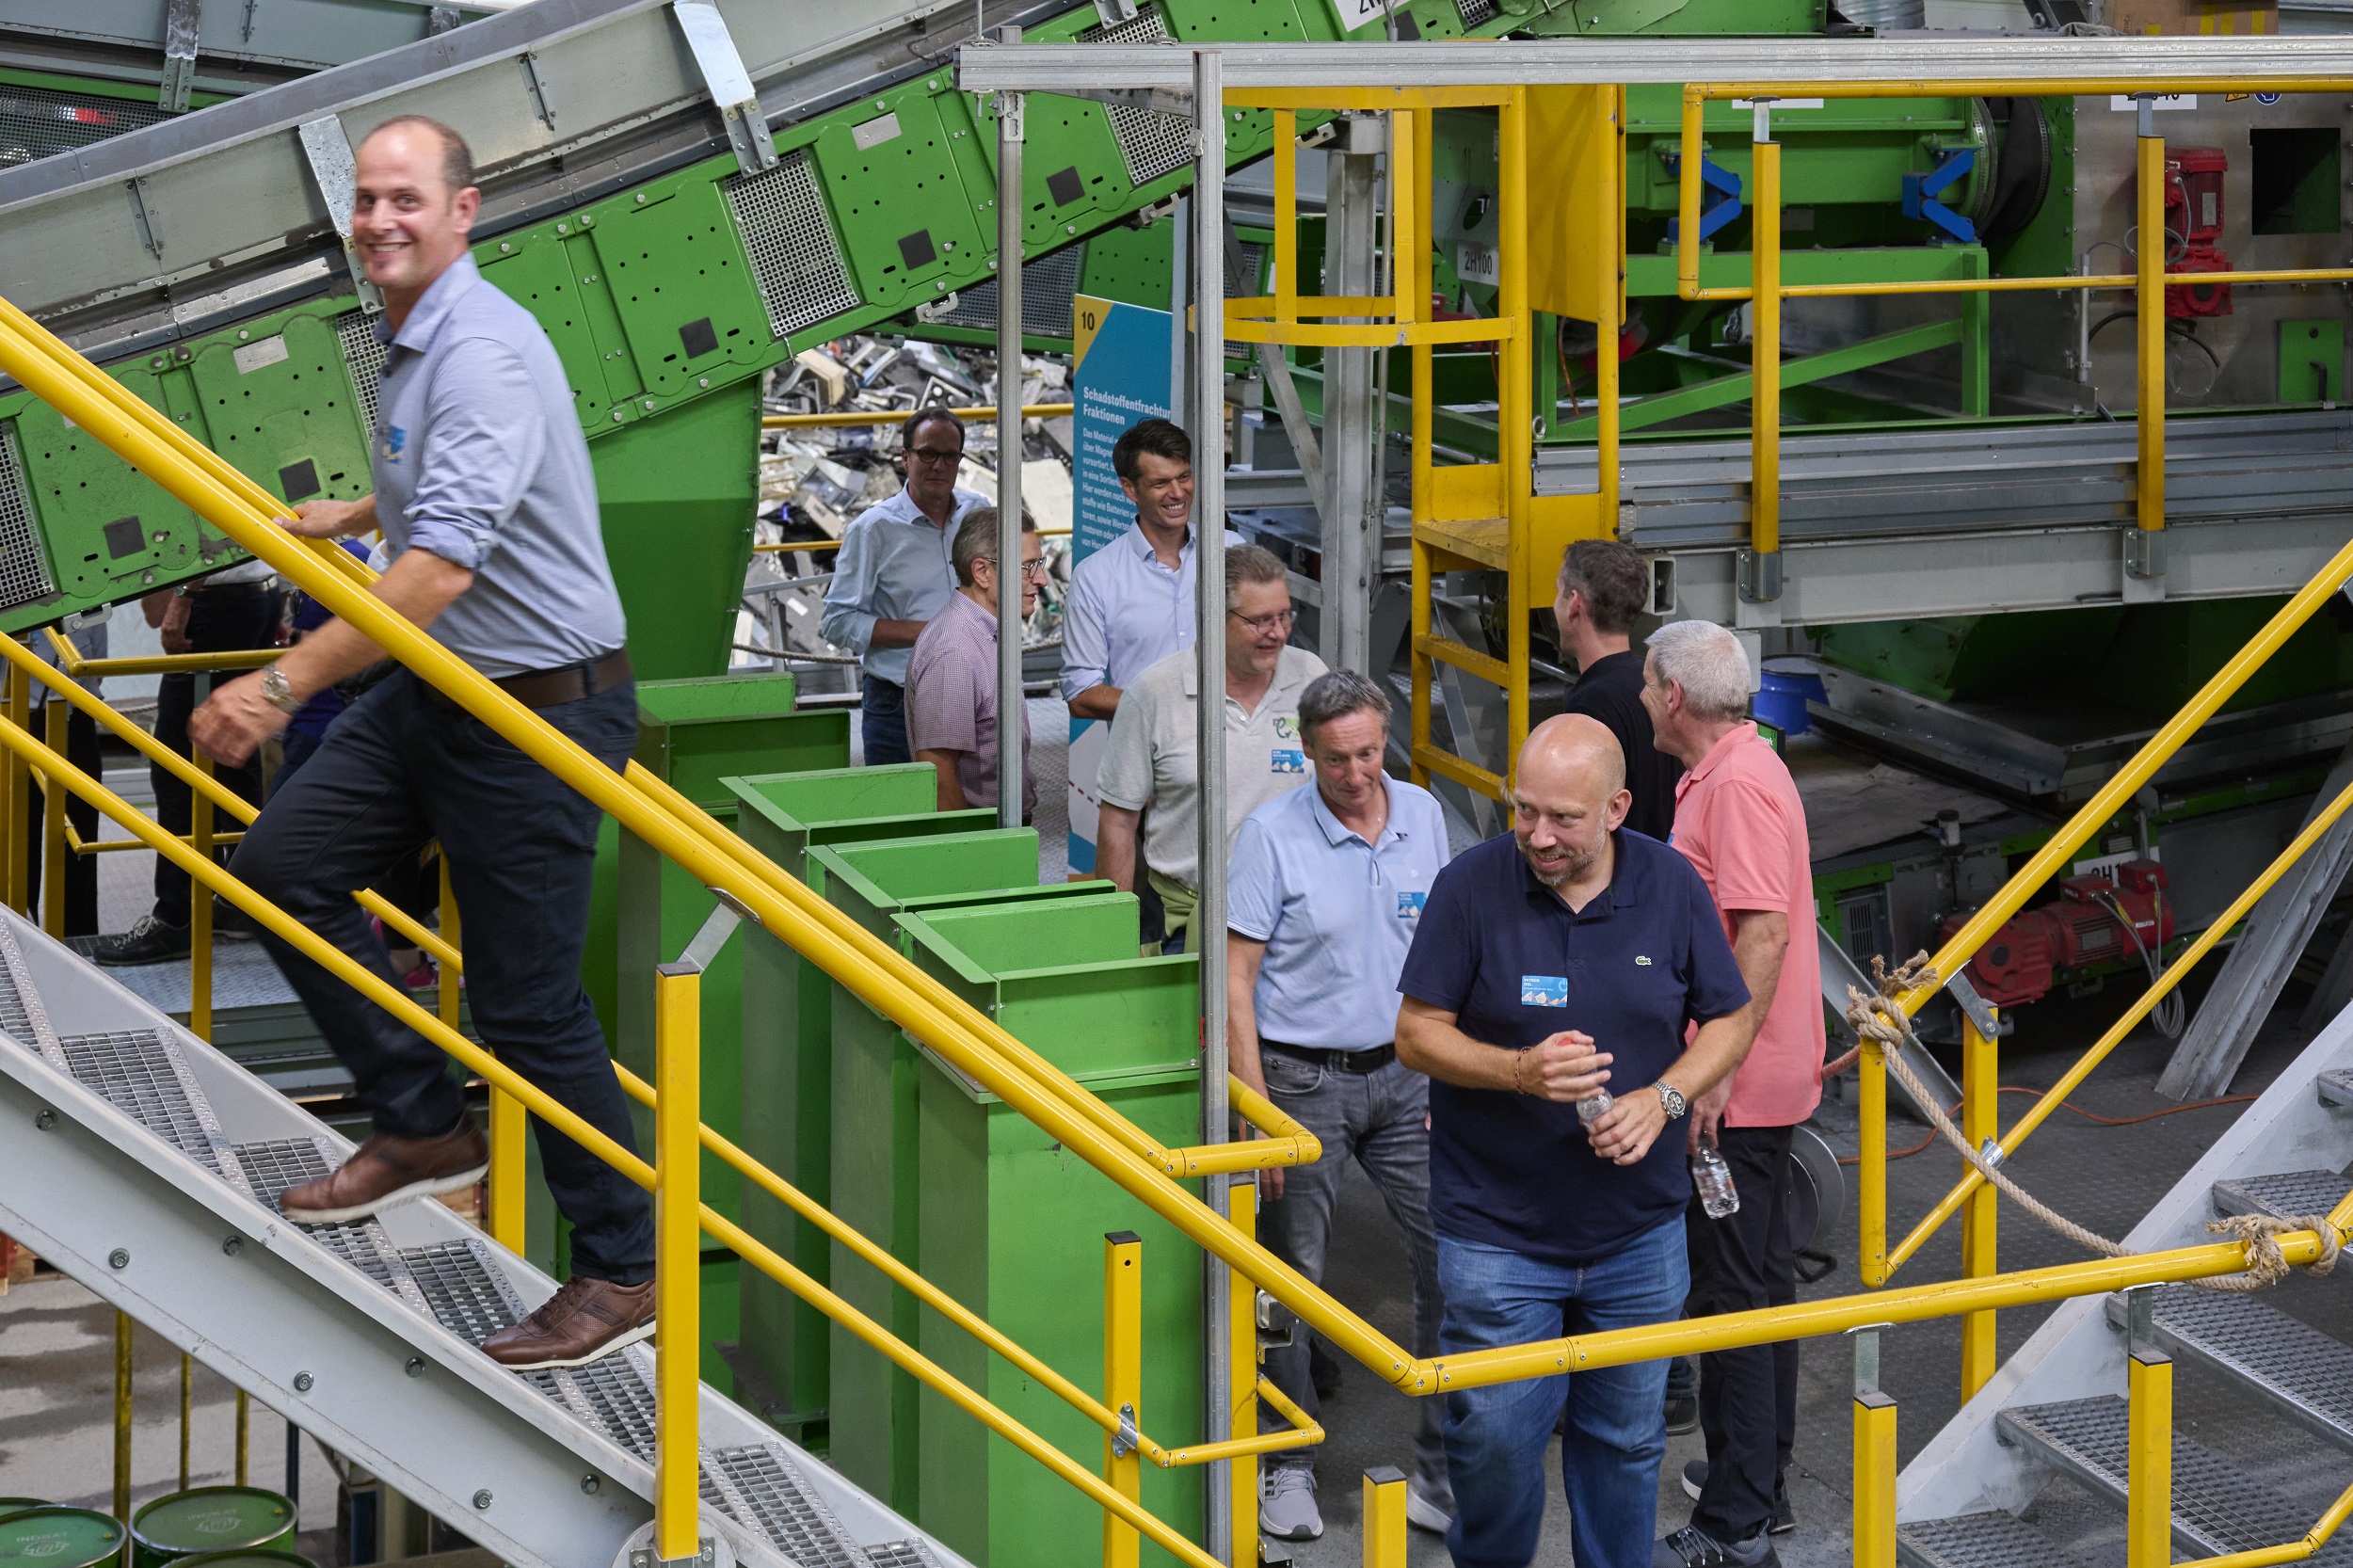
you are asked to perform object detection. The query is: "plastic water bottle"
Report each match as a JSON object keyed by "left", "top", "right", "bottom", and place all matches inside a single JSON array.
[
  {"left": 1691, "top": 1144, "right": 1739, "bottom": 1219},
  {"left": 1576, "top": 1088, "right": 1613, "bottom": 1126}
]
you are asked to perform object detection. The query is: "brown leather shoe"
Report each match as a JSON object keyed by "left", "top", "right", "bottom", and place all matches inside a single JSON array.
[
  {"left": 481, "top": 1275, "right": 656, "bottom": 1369},
  {"left": 280, "top": 1123, "right": 488, "bottom": 1225}
]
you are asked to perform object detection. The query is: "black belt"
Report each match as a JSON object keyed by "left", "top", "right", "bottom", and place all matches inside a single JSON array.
[
  {"left": 428, "top": 648, "right": 632, "bottom": 711},
  {"left": 1261, "top": 1039, "right": 1395, "bottom": 1074}
]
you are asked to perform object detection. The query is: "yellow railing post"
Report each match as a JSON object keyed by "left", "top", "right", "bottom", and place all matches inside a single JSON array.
[
  {"left": 1746, "top": 103, "right": 1782, "bottom": 604},
  {"left": 2133, "top": 95, "right": 2166, "bottom": 583},
  {"left": 114, "top": 1309, "right": 132, "bottom": 1522},
  {"left": 1498, "top": 88, "right": 1531, "bottom": 783},
  {"left": 235, "top": 1388, "right": 249, "bottom": 1486},
  {"left": 1102, "top": 1231, "right": 1144, "bottom": 1568},
  {"left": 5, "top": 655, "right": 27, "bottom": 916},
  {"left": 1851, "top": 1326, "right": 1896, "bottom": 1568},
  {"left": 465, "top": 849, "right": 523, "bottom": 1254},
  {"left": 653, "top": 962, "right": 702, "bottom": 1565},
  {"left": 1960, "top": 1007, "right": 1998, "bottom": 1400},
  {"left": 180, "top": 1350, "right": 193, "bottom": 1491},
  {"left": 192, "top": 712, "right": 215, "bottom": 1045},
  {"left": 1227, "top": 1181, "right": 1258, "bottom": 1568},
  {"left": 1859, "top": 1039, "right": 1887, "bottom": 1287},
  {"left": 40, "top": 696, "right": 63, "bottom": 938},
  {"left": 1363, "top": 1466, "right": 1407, "bottom": 1568},
  {"left": 2126, "top": 1288, "right": 2174, "bottom": 1568}
]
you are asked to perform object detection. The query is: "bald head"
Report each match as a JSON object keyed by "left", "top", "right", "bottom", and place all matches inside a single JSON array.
[{"left": 1511, "top": 715, "right": 1631, "bottom": 892}]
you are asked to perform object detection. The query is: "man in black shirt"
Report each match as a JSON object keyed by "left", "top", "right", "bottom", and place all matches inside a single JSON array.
[{"left": 1555, "top": 540, "right": 1682, "bottom": 840}]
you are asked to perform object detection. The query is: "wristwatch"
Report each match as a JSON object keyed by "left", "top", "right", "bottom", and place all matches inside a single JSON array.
[
  {"left": 1653, "top": 1082, "right": 1689, "bottom": 1121},
  {"left": 259, "top": 664, "right": 304, "bottom": 716}
]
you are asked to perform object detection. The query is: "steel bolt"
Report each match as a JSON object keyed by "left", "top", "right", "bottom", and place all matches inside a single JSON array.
[
  {"left": 222, "top": 1236, "right": 243, "bottom": 1256},
  {"left": 697, "top": 377, "right": 710, "bottom": 388},
  {"left": 33, "top": 1109, "right": 55, "bottom": 1130},
  {"left": 107, "top": 1249, "right": 129, "bottom": 1270},
  {"left": 500, "top": 242, "right": 512, "bottom": 253},
  {"left": 472, "top": 1490, "right": 492, "bottom": 1511},
  {"left": 635, "top": 192, "right": 647, "bottom": 203},
  {"left": 556, "top": 222, "right": 568, "bottom": 235},
  {"left": 293, "top": 1371, "right": 313, "bottom": 1392},
  {"left": 580, "top": 1474, "right": 600, "bottom": 1496},
  {"left": 404, "top": 1357, "right": 424, "bottom": 1378},
  {"left": 612, "top": 410, "right": 625, "bottom": 423}
]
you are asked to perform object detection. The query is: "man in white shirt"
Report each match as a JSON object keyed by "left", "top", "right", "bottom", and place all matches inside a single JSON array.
[{"left": 1095, "top": 544, "right": 1325, "bottom": 952}]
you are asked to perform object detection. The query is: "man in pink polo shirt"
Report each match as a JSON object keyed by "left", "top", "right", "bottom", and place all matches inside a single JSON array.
[{"left": 1640, "top": 619, "right": 1820, "bottom": 1568}]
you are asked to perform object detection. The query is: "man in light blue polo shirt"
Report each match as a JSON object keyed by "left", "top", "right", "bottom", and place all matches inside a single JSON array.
[
  {"left": 820, "top": 408, "right": 989, "bottom": 764},
  {"left": 1226, "top": 669, "right": 1452, "bottom": 1544}
]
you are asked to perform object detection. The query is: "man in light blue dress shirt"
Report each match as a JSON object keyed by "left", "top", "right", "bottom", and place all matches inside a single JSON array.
[
  {"left": 1225, "top": 669, "right": 1454, "bottom": 1544},
  {"left": 819, "top": 408, "right": 988, "bottom": 764}
]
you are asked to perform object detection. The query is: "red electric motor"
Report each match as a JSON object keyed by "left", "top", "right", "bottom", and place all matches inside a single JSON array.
[
  {"left": 2160, "top": 146, "right": 2233, "bottom": 319},
  {"left": 1943, "top": 859, "right": 2175, "bottom": 1009}
]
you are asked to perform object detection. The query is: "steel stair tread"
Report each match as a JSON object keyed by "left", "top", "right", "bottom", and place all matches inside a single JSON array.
[
  {"left": 2318, "top": 1068, "right": 2353, "bottom": 1109},
  {"left": 1997, "top": 1395, "right": 2317, "bottom": 1558},
  {"left": 1896, "top": 1510, "right": 2085, "bottom": 1568},
  {"left": 2111, "top": 1287, "right": 2353, "bottom": 1453},
  {"left": 2213, "top": 1170, "right": 2352, "bottom": 1224}
]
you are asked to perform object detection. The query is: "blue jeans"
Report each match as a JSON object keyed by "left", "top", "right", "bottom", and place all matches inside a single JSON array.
[
  {"left": 1256, "top": 1050, "right": 1447, "bottom": 1498},
  {"left": 1438, "top": 1218, "right": 1689, "bottom": 1568},
  {"left": 232, "top": 668, "right": 653, "bottom": 1284},
  {"left": 861, "top": 674, "right": 910, "bottom": 766}
]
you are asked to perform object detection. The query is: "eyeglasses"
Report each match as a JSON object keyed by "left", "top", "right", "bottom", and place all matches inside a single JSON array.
[
  {"left": 1230, "top": 606, "right": 1297, "bottom": 634},
  {"left": 979, "top": 558, "right": 1050, "bottom": 581},
  {"left": 904, "top": 446, "right": 964, "bottom": 465}
]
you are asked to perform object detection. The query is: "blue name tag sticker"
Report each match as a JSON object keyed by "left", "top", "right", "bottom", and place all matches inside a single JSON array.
[
  {"left": 1396, "top": 890, "right": 1427, "bottom": 919},
  {"left": 1271, "top": 748, "right": 1306, "bottom": 775},
  {"left": 1521, "top": 974, "right": 1569, "bottom": 1008},
  {"left": 381, "top": 425, "right": 408, "bottom": 461}
]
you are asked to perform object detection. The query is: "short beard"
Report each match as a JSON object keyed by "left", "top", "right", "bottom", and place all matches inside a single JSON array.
[{"left": 1519, "top": 837, "right": 1598, "bottom": 889}]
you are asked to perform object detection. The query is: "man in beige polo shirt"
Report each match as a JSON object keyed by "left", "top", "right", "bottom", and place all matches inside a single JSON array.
[{"left": 1096, "top": 544, "right": 1327, "bottom": 952}]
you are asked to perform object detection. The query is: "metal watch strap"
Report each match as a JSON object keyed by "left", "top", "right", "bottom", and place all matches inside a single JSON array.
[
  {"left": 260, "top": 664, "right": 304, "bottom": 715},
  {"left": 1654, "top": 1082, "right": 1688, "bottom": 1120}
]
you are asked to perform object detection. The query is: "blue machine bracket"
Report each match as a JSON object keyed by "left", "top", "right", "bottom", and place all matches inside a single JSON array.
[
  {"left": 1661, "top": 151, "right": 1744, "bottom": 246},
  {"left": 1902, "top": 146, "right": 1979, "bottom": 245}
]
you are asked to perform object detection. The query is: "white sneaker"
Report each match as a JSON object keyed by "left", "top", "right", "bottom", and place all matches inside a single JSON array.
[
  {"left": 1405, "top": 1481, "right": 1454, "bottom": 1534},
  {"left": 1260, "top": 1466, "right": 1323, "bottom": 1541}
]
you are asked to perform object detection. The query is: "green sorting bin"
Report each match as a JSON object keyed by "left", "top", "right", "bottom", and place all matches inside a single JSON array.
[
  {"left": 0, "top": 1509, "right": 124, "bottom": 1568},
  {"left": 807, "top": 827, "right": 1110, "bottom": 1514},
  {"left": 728, "top": 764, "right": 993, "bottom": 1435},
  {"left": 0, "top": 1506, "right": 40, "bottom": 1521},
  {"left": 174, "top": 1553, "right": 313, "bottom": 1568},
  {"left": 896, "top": 892, "right": 1205, "bottom": 1565},
  {"left": 131, "top": 1487, "right": 296, "bottom": 1566},
  {"left": 609, "top": 678, "right": 850, "bottom": 1390}
]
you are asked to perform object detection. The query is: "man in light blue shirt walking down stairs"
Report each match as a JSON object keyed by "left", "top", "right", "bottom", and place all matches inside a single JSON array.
[
  {"left": 1226, "top": 669, "right": 1455, "bottom": 1544},
  {"left": 820, "top": 408, "right": 988, "bottom": 764},
  {"left": 189, "top": 115, "right": 655, "bottom": 1372}
]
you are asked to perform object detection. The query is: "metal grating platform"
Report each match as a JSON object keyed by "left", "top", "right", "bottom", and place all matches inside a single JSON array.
[
  {"left": 710, "top": 1445, "right": 867, "bottom": 1568},
  {"left": 400, "top": 1239, "right": 519, "bottom": 1345},
  {"left": 728, "top": 151, "right": 863, "bottom": 342},
  {"left": 59, "top": 1028, "right": 233, "bottom": 1179},
  {"left": 1997, "top": 1395, "right": 2313, "bottom": 1558},
  {"left": 2127, "top": 1287, "right": 2353, "bottom": 1453},
  {"left": 1897, "top": 1510, "right": 2081, "bottom": 1568},
  {"left": 2213, "top": 1170, "right": 2352, "bottom": 1223}
]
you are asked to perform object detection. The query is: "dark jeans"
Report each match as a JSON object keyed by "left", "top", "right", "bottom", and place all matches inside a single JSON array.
[
  {"left": 154, "top": 587, "right": 280, "bottom": 925},
  {"left": 232, "top": 668, "right": 653, "bottom": 1284},
  {"left": 861, "top": 674, "right": 909, "bottom": 766},
  {"left": 24, "top": 705, "right": 100, "bottom": 937},
  {"left": 1688, "top": 1125, "right": 1799, "bottom": 1543},
  {"left": 1256, "top": 1049, "right": 1447, "bottom": 1498}
]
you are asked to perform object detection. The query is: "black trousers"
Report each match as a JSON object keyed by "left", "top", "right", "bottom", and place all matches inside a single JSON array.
[
  {"left": 152, "top": 587, "right": 281, "bottom": 924},
  {"left": 232, "top": 669, "right": 654, "bottom": 1284},
  {"left": 1688, "top": 1124, "right": 1799, "bottom": 1543},
  {"left": 24, "top": 705, "right": 101, "bottom": 937}
]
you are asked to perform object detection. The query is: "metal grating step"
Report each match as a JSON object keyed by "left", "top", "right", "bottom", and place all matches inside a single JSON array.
[
  {"left": 563, "top": 1356, "right": 659, "bottom": 1463},
  {"left": 710, "top": 1445, "right": 867, "bottom": 1568},
  {"left": 232, "top": 1138, "right": 415, "bottom": 1297},
  {"left": 0, "top": 921, "right": 61, "bottom": 1064},
  {"left": 399, "top": 1239, "right": 519, "bottom": 1346},
  {"left": 2114, "top": 1287, "right": 2353, "bottom": 1453},
  {"left": 1997, "top": 1395, "right": 2312, "bottom": 1558},
  {"left": 863, "top": 1543, "right": 938, "bottom": 1568},
  {"left": 1897, "top": 1510, "right": 2084, "bottom": 1568},
  {"left": 2213, "top": 1170, "right": 2351, "bottom": 1223},
  {"left": 2319, "top": 1068, "right": 2353, "bottom": 1110},
  {"left": 59, "top": 1028, "right": 238, "bottom": 1184}
]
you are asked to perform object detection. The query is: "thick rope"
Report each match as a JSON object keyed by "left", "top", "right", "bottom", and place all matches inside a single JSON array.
[{"left": 1838, "top": 952, "right": 2343, "bottom": 1293}]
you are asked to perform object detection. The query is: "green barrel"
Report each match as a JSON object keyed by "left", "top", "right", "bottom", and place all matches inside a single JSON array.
[
  {"left": 174, "top": 1552, "right": 314, "bottom": 1568},
  {"left": 0, "top": 1504, "right": 45, "bottom": 1521},
  {"left": 0, "top": 1507, "right": 128, "bottom": 1568},
  {"left": 129, "top": 1488, "right": 295, "bottom": 1567}
]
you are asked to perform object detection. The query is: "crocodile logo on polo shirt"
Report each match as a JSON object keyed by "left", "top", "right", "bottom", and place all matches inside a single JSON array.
[{"left": 1635, "top": 955, "right": 1654, "bottom": 966}]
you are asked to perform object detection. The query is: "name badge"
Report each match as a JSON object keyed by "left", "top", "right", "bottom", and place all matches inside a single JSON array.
[
  {"left": 1521, "top": 975, "right": 1569, "bottom": 1008},
  {"left": 382, "top": 424, "right": 408, "bottom": 462},
  {"left": 1271, "top": 748, "right": 1306, "bottom": 775},
  {"left": 1396, "top": 890, "right": 1427, "bottom": 919}
]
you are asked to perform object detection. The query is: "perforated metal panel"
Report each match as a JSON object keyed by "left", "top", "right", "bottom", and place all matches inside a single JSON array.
[
  {"left": 1454, "top": 0, "right": 1498, "bottom": 25},
  {"left": 727, "top": 152, "right": 864, "bottom": 342},
  {"left": 1079, "top": 9, "right": 1196, "bottom": 188},
  {"left": 0, "top": 86, "right": 172, "bottom": 169},
  {"left": 937, "top": 246, "right": 1084, "bottom": 338},
  {"left": 0, "top": 425, "right": 56, "bottom": 614},
  {"left": 59, "top": 1029, "right": 233, "bottom": 1179},
  {"left": 1997, "top": 1396, "right": 2312, "bottom": 1558},
  {"left": 338, "top": 311, "right": 390, "bottom": 440},
  {"left": 1897, "top": 1512, "right": 2078, "bottom": 1568},
  {"left": 400, "top": 1239, "right": 519, "bottom": 1344},
  {"left": 710, "top": 1446, "right": 866, "bottom": 1568}
]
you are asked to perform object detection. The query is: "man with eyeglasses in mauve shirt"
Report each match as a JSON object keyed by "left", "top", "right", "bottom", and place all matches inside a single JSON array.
[{"left": 820, "top": 407, "right": 989, "bottom": 766}]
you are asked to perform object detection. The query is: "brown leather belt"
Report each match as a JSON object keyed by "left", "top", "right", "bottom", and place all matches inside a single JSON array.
[{"left": 465, "top": 648, "right": 632, "bottom": 710}]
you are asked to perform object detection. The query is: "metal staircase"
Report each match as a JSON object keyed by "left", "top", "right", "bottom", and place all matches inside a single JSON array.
[
  {"left": 1892, "top": 1007, "right": 2353, "bottom": 1568},
  {"left": 0, "top": 906, "right": 964, "bottom": 1568}
]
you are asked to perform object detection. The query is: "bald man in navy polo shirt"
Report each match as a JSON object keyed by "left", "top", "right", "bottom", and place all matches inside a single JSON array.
[{"left": 1396, "top": 714, "right": 1754, "bottom": 1568}]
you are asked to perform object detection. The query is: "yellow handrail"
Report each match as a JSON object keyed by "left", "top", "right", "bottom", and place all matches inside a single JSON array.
[{"left": 760, "top": 403, "right": 1072, "bottom": 429}]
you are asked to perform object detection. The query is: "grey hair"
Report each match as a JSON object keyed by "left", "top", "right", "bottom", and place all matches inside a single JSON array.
[
  {"left": 951, "top": 505, "right": 1035, "bottom": 586},
  {"left": 1299, "top": 669, "right": 1392, "bottom": 744},
  {"left": 1645, "top": 619, "right": 1751, "bottom": 723},
  {"left": 1225, "top": 543, "right": 1289, "bottom": 612}
]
